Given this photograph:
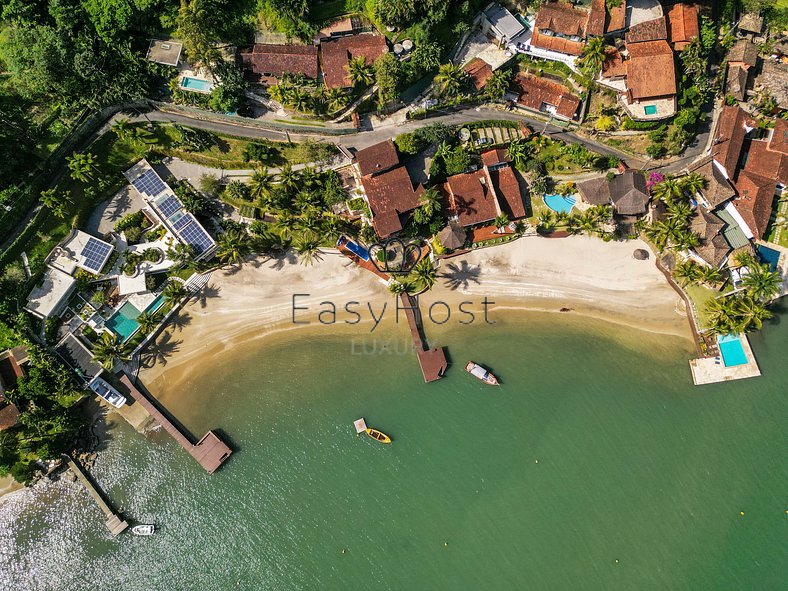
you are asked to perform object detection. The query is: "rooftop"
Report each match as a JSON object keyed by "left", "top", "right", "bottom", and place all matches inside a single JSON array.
[
  {"left": 710, "top": 105, "right": 753, "bottom": 178},
  {"left": 587, "top": 0, "right": 606, "bottom": 37},
  {"left": 239, "top": 44, "right": 319, "bottom": 83},
  {"left": 48, "top": 229, "right": 113, "bottom": 276},
  {"left": 727, "top": 40, "right": 759, "bottom": 66},
  {"left": 534, "top": 1, "right": 589, "bottom": 38},
  {"left": 361, "top": 165, "right": 422, "bottom": 237},
  {"left": 732, "top": 170, "right": 777, "bottom": 240},
  {"left": 511, "top": 73, "right": 581, "bottom": 120},
  {"left": 685, "top": 157, "right": 736, "bottom": 209},
  {"left": 607, "top": 1, "right": 627, "bottom": 32},
  {"left": 610, "top": 170, "right": 650, "bottom": 215},
  {"left": 320, "top": 33, "right": 388, "bottom": 89},
  {"left": 463, "top": 58, "right": 494, "bottom": 91},
  {"left": 355, "top": 139, "right": 400, "bottom": 177},
  {"left": 55, "top": 333, "right": 103, "bottom": 383},
  {"left": 577, "top": 176, "right": 613, "bottom": 205},
  {"left": 25, "top": 267, "right": 76, "bottom": 319},
  {"left": 665, "top": 4, "right": 699, "bottom": 49},
  {"left": 443, "top": 169, "right": 500, "bottom": 227},
  {"left": 145, "top": 39, "right": 183, "bottom": 66},
  {"left": 483, "top": 3, "right": 526, "bottom": 40},
  {"left": 738, "top": 12, "right": 764, "bottom": 34},
  {"left": 754, "top": 60, "right": 788, "bottom": 109},
  {"left": 625, "top": 40, "right": 676, "bottom": 100},
  {"left": 626, "top": 17, "right": 667, "bottom": 43}
]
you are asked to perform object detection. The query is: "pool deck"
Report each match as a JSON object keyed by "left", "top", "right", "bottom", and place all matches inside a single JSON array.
[{"left": 689, "top": 334, "right": 761, "bottom": 385}]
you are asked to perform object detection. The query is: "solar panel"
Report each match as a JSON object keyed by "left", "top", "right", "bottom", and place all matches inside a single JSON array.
[
  {"left": 173, "top": 212, "right": 195, "bottom": 232},
  {"left": 81, "top": 237, "right": 112, "bottom": 272},
  {"left": 177, "top": 220, "right": 213, "bottom": 254},
  {"left": 132, "top": 170, "right": 167, "bottom": 196},
  {"left": 156, "top": 195, "right": 181, "bottom": 218}
]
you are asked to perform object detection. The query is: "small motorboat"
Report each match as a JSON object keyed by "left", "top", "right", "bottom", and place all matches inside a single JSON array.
[
  {"left": 365, "top": 428, "right": 392, "bottom": 444},
  {"left": 465, "top": 361, "right": 499, "bottom": 386},
  {"left": 131, "top": 524, "right": 155, "bottom": 536}
]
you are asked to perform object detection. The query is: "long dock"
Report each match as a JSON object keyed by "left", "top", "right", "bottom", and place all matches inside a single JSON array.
[
  {"left": 66, "top": 456, "right": 128, "bottom": 536},
  {"left": 118, "top": 373, "right": 231, "bottom": 473},
  {"left": 399, "top": 293, "right": 448, "bottom": 382}
]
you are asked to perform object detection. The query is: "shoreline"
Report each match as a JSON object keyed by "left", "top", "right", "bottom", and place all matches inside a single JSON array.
[{"left": 140, "top": 236, "right": 691, "bottom": 390}]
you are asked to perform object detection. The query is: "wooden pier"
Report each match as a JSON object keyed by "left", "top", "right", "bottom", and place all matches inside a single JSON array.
[
  {"left": 66, "top": 456, "right": 128, "bottom": 536},
  {"left": 399, "top": 293, "right": 448, "bottom": 382},
  {"left": 118, "top": 373, "right": 231, "bottom": 474}
]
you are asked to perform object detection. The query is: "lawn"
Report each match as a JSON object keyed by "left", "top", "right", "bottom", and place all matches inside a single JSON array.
[
  {"left": 309, "top": 0, "right": 355, "bottom": 22},
  {"left": 763, "top": 196, "right": 788, "bottom": 248},
  {"left": 685, "top": 284, "right": 720, "bottom": 330}
]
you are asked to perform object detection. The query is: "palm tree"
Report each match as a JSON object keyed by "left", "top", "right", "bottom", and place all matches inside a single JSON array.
[
  {"left": 412, "top": 257, "right": 438, "bottom": 291},
  {"left": 494, "top": 213, "right": 510, "bottom": 230},
  {"left": 136, "top": 311, "right": 162, "bottom": 334},
  {"left": 347, "top": 56, "right": 374, "bottom": 87},
  {"left": 644, "top": 221, "right": 671, "bottom": 251},
  {"left": 433, "top": 63, "right": 466, "bottom": 97},
  {"left": 268, "top": 83, "right": 287, "bottom": 104},
  {"left": 578, "top": 36, "right": 607, "bottom": 75},
  {"left": 485, "top": 68, "right": 511, "bottom": 99},
  {"left": 167, "top": 242, "right": 196, "bottom": 267},
  {"left": 696, "top": 264, "right": 723, "bottom": 286},
  {"left": 66, "top": 152, "right": 96, "bottom": 183},
  {"left": 40, "top": 188, "right": 72, "bottom": 218},
  {"left": 673, "top": 260, "right": 701, "bottom": 285},
  {"left": 674, "top": 229, "right": 701, "bottom": 250},
  {"left": 278, "top": 164, "right": 299, "bottom": 190},
  {"left": 288, "top": 88, "right": 312, "bottom": 112},
  {"left": 249, "top": 169, "right": 273, "bottom": 203},
  {"left": 294, "top": 232, "right": 322, "bottom": 266},
  {"left": 419, "top": 187, "right": 442, "bottom": 215},
  {"left": 163, "top": 280, "right": 187, "bottom": 301},
  {"left": 734, "top": 251, "right": 756, "bottom": 267},
  {"left": 325, "top": 87, "right": 349, "bottom": 113},
  {"left": 742, "top": 263, "right": 782, "bottom": 302},
  {"left": 665, "top": 201, "right": 693, "bottom": 224},
  {"left": 681, "top": 172, "right": 706, "bottom": 197},
  {"left": 507, "top": 139, "right": 531, "bottom": 169},
  {"left": 705, "top": 296, "right": 739, "bottom": 335},
  {"left": 92, "top": 332, "right": 131, "bottom": 370},
  {"left": 650, "top": 177, "right": 684, "bottom": 203},
  {"left": 734, "top": 295, "right": 773, "bottom": 331},
  {"left": 217, "top": 229, "right": 252, "bottom": 266},
  {"left": 112, "top": 118, "right": 131, "bottom": 141}
]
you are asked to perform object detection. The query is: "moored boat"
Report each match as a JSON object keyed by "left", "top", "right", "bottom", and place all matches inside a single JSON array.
[
  {"left": 365, "top": 428, "right": 392, "bottom": 444},
  {"left": 131, "top": 524, "right": 155, "bottom": 536},
  {"left": 464, "top": 361, "right": 499, "bottom": 385}
]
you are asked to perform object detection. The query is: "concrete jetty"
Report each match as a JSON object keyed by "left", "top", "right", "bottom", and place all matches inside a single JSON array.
[
  {"left": 66, "top": 456, "right": 128, "bottom": 536},
  {"left": 118, "top": 372, "right": 231, "bottom": 473},
  {"left": 399, "top": 293, "right": 448, "bottom": 382}
]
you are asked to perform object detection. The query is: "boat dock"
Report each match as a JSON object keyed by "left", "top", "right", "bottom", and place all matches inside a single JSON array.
[
  {"left": 65, "top": 455, "right": 128, "bottom": 536},
  {"left": 689, "top": 334, "right": 761, "bottom": 385},
  {"left": 118, "top": 373, "right": 231, "bottom": 473},
  {"left": 399, "top": 293, "right": 448, "bottom": 382}
]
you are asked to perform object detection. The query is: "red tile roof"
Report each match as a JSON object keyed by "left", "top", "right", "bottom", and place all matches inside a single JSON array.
[
  {"left": 606, "top": 2, "right": 626, "bottom": 32},
  {"left": 239, "top": 44, "right": 319, "bottom": 83},
  {"left": 530, "top": 31, "right": 585, "bottom": 56},
  {"left": 355, "top": 139, "right": 399, "bottom": 177},
  {"left": 711, "top": 106, "right": 753, "bottom": 178},
  {"left": 587, "top": 0, "right": 606, "bottom": 37},
  {"left": 732, "top": 171, "right": 776, "bottom": 240},
  {"left": 481, "top": 148, "right": 510, "bottom": 167},
  {"left": 488, "top": 165, "right": 526, "bottom": 219},
  {"left": 742, "top": 139, "right": 788, "bottom": 185},
  {"left": 443, "top": 169, "right": 500, "bottom": 227},
  {"left": 0, "top": 403, "right": 20, "bottom": 431},
  {"left": 463, "top": 58, "right": 494, "bottom": 91},
  {"left": 320, "top": 33, "right": 388, "bottom": 89},
  {"left": 535, "top": 2, "right": 589, "bottom": 38},
  {"left": 666, "top": 4, "right": 699, "bottom": 50},
  {"left": 625, "top": 40, "right": 676, "bottom": 99},
  {"left": 769, "top": 119, "right": 788, "bottom": 156},
  {"left": 626, "top": 17, "right": 668, "bottom": 43},
  {"left": 601, "top": 47, "right": 626, "bottom": 78},
  {"left": 511, "top": 73, "right": 581, "bottom": 120},
  {"left": 361, "top": 166, "right": 422, "bottom": 237}
]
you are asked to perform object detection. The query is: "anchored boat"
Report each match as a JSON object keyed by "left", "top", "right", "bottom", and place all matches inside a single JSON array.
[
  {"left": 365, "top": 428, "right": 392, "bottom": 444},
  {"left": 131, "top": 524, "right": 155, "bottom": 536},
  {"left": 465, "top": 361, "right": 499, "bottom": 386}
]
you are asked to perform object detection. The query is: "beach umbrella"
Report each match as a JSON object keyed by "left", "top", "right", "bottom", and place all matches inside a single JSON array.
[
  {"left": 438, "top": 223, "right": 467, "bottom": 250},
  {"left": 633, "top": 249, "right": 649, "bottom": 260}
]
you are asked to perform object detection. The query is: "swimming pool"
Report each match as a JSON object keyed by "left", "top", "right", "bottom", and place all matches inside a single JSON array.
[
  {"left": 337, "top": 236, "right": 369, "bottom": 261},
  {"left": 180, "top": 77, "right": 213, "bottom": 92},
  {"left": 146, "top": 293, "right": 167, "bottom": 314},
  {"left": 717, "top": 333, "right": 748, "bottom": 367},
  {"left": 544, "top": 194, "right": 576, "bottom": 214},
  {"left": 106, "top": 302, "right": 142, "bottom": 342},
  {"left": 756, "top": 244, "right": 780, "bottom": 271}
]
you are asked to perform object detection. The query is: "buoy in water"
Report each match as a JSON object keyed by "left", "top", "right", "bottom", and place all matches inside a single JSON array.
[
  {"left": 740, "top": 511, "right": 745, "bottom": 516},
  {"left": 535, "top": 459, "right": 539, "bottom": 464},
  {"left": 444, "top": 542, "right": 448, "bottom": 547},
  {"left": 342, "top": 549, "right": 346, "bottom": 554}
]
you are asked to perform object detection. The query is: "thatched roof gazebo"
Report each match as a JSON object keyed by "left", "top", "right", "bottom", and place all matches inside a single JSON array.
[
  {"left": 633, "top": 248, "right": 649, "bottom": 260},
  {"left": 438, "top": 222, "right": 467, "bottom": 250}
]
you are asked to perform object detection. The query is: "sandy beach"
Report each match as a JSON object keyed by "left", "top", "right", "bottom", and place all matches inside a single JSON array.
[{"left": 139, "top": 236, "right": 690, "bottom": 392}]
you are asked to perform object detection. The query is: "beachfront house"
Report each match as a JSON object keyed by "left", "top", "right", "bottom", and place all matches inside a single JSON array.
[
  {"left": 354, "top": 140, "right": 424, "bottom": 238},
  {"left": 710, "top": 107, "right": 787, "bottom": 241},
  {"left": 576, "top": 170, "right": 650, "bottom": 217},
  {"left": 688, "top": 209, "right": 732, "bottom": 269},
  {"left": 0, "top": 347, "right": 27, "bottom": 431}
]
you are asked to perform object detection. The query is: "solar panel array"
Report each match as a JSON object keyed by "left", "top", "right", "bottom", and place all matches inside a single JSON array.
[
  {"left": 176, "top": 215, "right": 214, "bottom": 254},
  {"left": 81, "top": 237, "right": 112, "bottom": 273},
  {"left": 173, "top": 212, "right": 194, "bottom": 232},
  {"left": 156, "top": 195, "right": 182, "bottom": 218},
  {"left": 132, "top": 169, "right": 167, "bottom": 196}
]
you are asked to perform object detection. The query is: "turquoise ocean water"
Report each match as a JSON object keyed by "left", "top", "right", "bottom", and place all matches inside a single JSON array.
[{"left": 0, "top": 310, "right": 786, "bottom": 590}]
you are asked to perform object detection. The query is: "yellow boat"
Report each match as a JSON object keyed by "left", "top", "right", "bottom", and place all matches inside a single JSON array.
[{"left": 365, "top": 428, "right": 392, "bottom": 444}]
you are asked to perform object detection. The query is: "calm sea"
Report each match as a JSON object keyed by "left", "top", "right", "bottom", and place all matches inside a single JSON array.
[{"left": 1, "top": 309, "right": 786, "bottom": 590}]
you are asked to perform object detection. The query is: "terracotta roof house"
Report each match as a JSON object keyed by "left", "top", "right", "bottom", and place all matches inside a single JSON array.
[
  {"left": 586, "top": 0, "right": 607, "bottom": 37},
  {"left": 606, "top": 1, "right": 627, "bottom": 34},
  {"left": 354, "top": 139, "right": 400, "bottom": 177},
  {"left": 530, "top": 1, "right": 592, "bottom": 57},
  {"left": 320, "top": 33, "right": 388, "bottom": 89},
  {"left": 732, "top": 170, "right": 777, "bottom": 240},
  {"left": 726, "top": 41, "right": 759, "bottom": 101},
  {"left": 666, "top": 4, "right": 699, "bottom": 50},
  {"left": 738, "top": 13, "right": 764, "bottom": 37},
  {"left": 728, "top": 40, "right": 759, "bottom": 67},
  {"left": 442, "top": 169, "right": 501, "bottom": 227},
  {"left": 463, "top": 58, "right": 494, "bottom": 91},
  {"left": 482, "top": 150, "right": 527, "bottom": 219},
  {"left": 576, "top": 176, "right": 613, "bottom": 206},
  {"left": 511, "top": 73, "right": 581, "bottom": 121},
  {"left": 356, "top": 140, "right": 423, "bottom": 237},
  {"left": 726, "top": 64, "right": 750, "bottom": 102},
  {"left": 769, "top": 118, "right": 788, "bottom": 156},
  {"left": 609, "top": 170, "right": 650, "bottom": 215},
  {"left": 314, "top": 15, "right": 364, "bottom": 42},
  {"left": 685, "top": 157, "right": 736, "bottom": 209},
  {"left": 626, "top": 17, "right": 668, "bottom": 43},
  {"left": 601, "top": 47, "right": 626, "bottom": 80},
  {"left": 710, "top": 105, "right": 754, "bottom": 178},
  {"left": 623, "top": 40, "right": 677, "bottom": 120},
  {"left": 690, "top": 209, "right": 731, "bottom": 268},
  {"left": 239, "top": 44, "right": 319, "bottom": 85},
  {"left": 753, "top": 60, "right": 788, "bottom": 112}
]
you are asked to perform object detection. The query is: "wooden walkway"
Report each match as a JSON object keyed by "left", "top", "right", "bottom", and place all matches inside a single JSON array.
[
  {"left": 399, "top": 293, "right": 448, "bottom": 382},
  {"left": 118, "top": 373, "right": 231, "bottom": 474},
  {"left": 66, "top": 456, "right": 128, "bottom": 536}
]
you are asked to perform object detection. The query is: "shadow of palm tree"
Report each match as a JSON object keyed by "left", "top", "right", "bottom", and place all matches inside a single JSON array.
[
  {"left": 195, "top": 283, "right": 221, "bottom": 309},
  {"left": 440, "top": 261, "right": 482, "bottom": 290},
  {"left": 268, "top": 249, "right": 298, "bottom": 270},
  {"left": 168, "top": 311, "right": 192, "bottom": 332},
  {"left": 139, "top": 331, "right": 182, "bottom": 368}
]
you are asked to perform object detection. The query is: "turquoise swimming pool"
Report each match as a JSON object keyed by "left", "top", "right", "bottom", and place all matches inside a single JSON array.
[
  {"left": 146, "top": 293, "right": 167, "bottom": 314},
  {"left": 717, "top": 333, "right": 748, "bottom": 367},
  {"left": 756, "top": 244, "right": 780, "bottom": 271},
  {"left": 180, "top": 76, "right": 213, "bottom": 92},
  {"left": 544, "top": 193, "right": 576, "bottom": 214},
  {"left": 106, "top": 302, "right": 142, "bottom": 342}
]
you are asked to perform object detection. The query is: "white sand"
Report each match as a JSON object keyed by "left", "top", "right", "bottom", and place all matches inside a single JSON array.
[{"left": 139, "top": 236, "right": 689, "bottom": 388}]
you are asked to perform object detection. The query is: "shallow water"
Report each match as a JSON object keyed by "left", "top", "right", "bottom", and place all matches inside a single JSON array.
[{"left": 1, "top": 311, "right": 786, "bottom": 590}]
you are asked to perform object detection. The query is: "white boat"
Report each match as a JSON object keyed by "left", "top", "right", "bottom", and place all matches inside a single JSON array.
[
  {"left": 131, "top": 524, "right": 155, "bottom": 536},
  {"left": 464, "top": 361, "right": 499, "bottom": 386},
  {"left": 88, "top": 376, "right": 127, "bottom": 408}
]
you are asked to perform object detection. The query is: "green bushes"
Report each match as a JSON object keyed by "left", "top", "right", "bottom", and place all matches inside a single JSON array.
[
  {"left": 621, "top": 117, "right": 663, "bottom": 131},
  {"left": 114, "top": 211, "right": 147, "bottom": 233}
]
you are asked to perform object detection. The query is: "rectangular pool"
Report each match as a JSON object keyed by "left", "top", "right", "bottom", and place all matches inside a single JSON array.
[
  {"left": 180, "top": 76, "right": 213, "bottom": 92},
  {"left": 146, "top": 293, "right": 167, "bottom": 314},
  {"left": 717, "top": 334, "right": 748, "bottom": 367},
  {"left": 106, "top": 302, "right": 141, "bottom": 342},
  {"left": 756, "top": 245, "right": 780, "bottom": 271}
]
